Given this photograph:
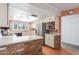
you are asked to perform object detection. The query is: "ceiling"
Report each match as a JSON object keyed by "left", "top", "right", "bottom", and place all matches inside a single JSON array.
[
  {"left": 49, "top": 3, "right": 79, "bottom": 11},
  {"left": 9, "top": 3, "right": 59, "bottom": 20},
  {"left": 29, "top": 3, "right": 59, "bottom": 13},
  {"left": 9, "top": 3, "right": 79, "bottom": 20},
  {"left": 29, "top": 3, "right": 79, "bottom": 12}
]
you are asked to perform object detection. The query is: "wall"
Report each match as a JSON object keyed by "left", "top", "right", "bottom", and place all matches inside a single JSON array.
[
  {"left": 61, "top": 7, "right": 79, "bottom": 33},
  {"left": 61, "top": 14, "right": 79, "bottom": 46},
  {"left": 0, "top": 3, "right": 8, "bottom": 27},
  {"left": 61, "top": 7, "right": 79, "bottom": 46}
]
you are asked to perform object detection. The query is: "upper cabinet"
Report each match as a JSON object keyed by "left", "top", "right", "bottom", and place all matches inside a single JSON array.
[{"left": 0, "top": 3, "right": 8, "bottom": 27}]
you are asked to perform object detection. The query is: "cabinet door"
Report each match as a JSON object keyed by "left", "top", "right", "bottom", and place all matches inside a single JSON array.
[
  {"left": 0, "top": 3, "right": 8, "bottom": 27},
  {"left": 45, "top": 34, "right": 54, "bottom": 48},
  {"left": 45, "top": 34, "right": 50, "bottom": 45},
  {"left": 48, "top": 35, "right": 54, "bottom": 48}
]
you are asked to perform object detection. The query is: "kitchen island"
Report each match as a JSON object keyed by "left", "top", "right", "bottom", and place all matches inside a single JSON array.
[{"left": 0, "top": 35, "right": 43, "bottom": 55}]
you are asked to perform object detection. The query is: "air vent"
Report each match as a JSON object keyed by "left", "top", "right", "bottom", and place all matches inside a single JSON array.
[{"left": 31, "top": 14, "right": 38, "bottom": 17}]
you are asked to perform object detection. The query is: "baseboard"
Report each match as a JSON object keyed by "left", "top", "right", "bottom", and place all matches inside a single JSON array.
[
  {"left": 62, "top": 42, "right": 79, "bottom": 51},
  {"left": 62, "top": 42, "right": 79, "bottom": 47}
]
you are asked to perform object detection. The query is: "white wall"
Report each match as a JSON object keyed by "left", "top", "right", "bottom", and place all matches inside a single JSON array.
[
  {"left": 61, "top": 14, "right": 79, "bottom": 46},
  {"left": 0, "top": 3, "right": 8, "bottom": 27}
]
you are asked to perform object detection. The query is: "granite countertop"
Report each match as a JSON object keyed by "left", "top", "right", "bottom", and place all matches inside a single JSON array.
[{"left": 0, "top": 35, "right": 43, "bottom": 47}]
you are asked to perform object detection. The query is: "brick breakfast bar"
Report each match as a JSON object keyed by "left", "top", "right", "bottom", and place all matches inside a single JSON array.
[{"left": 0, "top": 35, "right": 43, "bottom": 55}]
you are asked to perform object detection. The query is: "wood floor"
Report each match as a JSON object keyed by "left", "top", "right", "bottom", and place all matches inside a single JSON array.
[{"left": 42, "top": 46, "right": 79, "bottom": 55}]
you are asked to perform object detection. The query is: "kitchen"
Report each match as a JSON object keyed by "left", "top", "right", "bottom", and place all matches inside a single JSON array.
[
  {"left": 0, "top": 3, "right": 44, "bottom": 55},
  {"left": 0, "top": 3, "right": 61, "bottom": 55},
  {"left": 0, "top": 3, "right": 79, "bottom": 55}
]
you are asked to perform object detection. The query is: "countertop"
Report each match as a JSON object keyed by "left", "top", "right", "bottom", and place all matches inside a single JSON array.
[
  {"left": 45, "top": 32, "right": 60, "bottom": 36},
  {"left": 0, "top": 35, "right": 43, "bottom": 47}
]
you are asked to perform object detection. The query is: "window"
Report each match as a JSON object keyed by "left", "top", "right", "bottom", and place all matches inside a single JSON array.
[
  {"left": 10, "top": 21, "right": 30, "bottom": 32},
  {"left": 22, "top": 25, "right": 25, "bottom": 29},
  {"left": 14, "top": 24, "right": 17, "bottom": 29},
  {"left": 18, "top": 25, "right": 22, "bottom": 29}
]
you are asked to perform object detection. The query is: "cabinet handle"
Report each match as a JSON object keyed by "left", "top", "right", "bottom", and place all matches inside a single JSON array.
[{"left": 0, "top": 47, "right": 6, "bottom": 50}]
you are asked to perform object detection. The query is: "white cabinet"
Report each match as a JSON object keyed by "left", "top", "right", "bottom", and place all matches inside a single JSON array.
[
  {"left": 45, "top": 34, "right": 54, "bottom": 48},
  {"left": 0, "top": 3, "right": 8, "bottom": 27},
  {"left": 45, "top": 33, "right": 61, "bottom": 49}
]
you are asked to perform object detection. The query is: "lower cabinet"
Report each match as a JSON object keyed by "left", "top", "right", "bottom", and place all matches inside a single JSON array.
[
  {"left": 0, "top": 39, "right": 42, "bottom": 55},
  {"left": 45, "top": 34, "right": 61, "bottom": 49}
]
